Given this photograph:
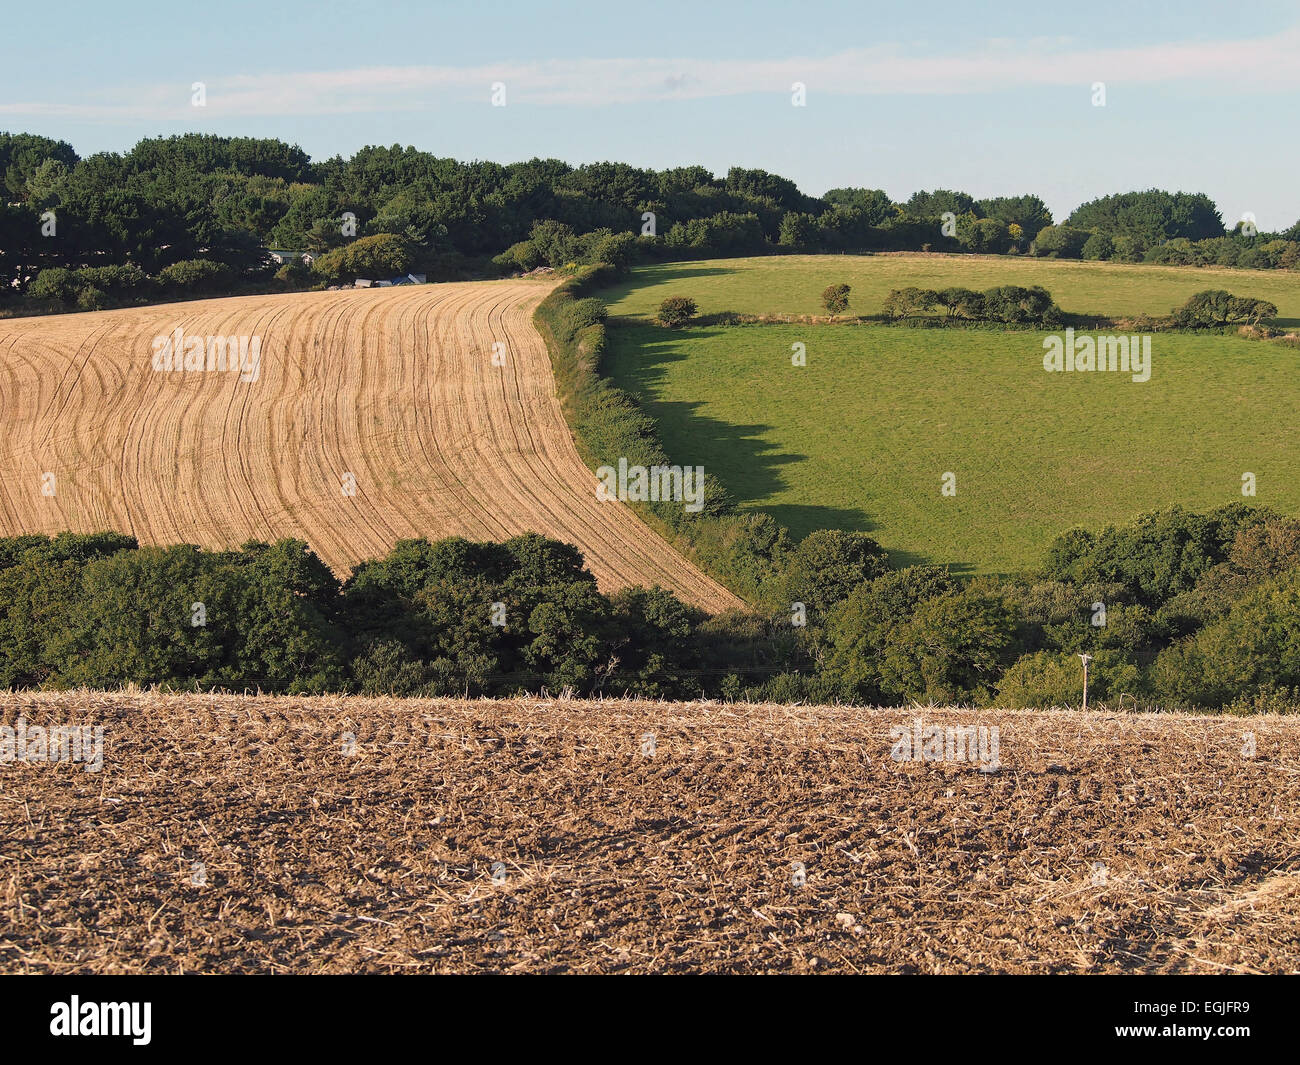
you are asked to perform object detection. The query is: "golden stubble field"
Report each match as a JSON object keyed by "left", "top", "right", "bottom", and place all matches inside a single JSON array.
[
  {"left": 0, "top": 282, "right": 738, "bottom": 611},
  {"left": 1, "top": 691, "right": 1297, "bottom": 974}
]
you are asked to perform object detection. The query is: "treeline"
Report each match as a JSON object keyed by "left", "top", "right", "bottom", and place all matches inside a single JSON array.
[
  {"left": 4, "top": 132, "right": 1298, "bottom": 311},
  {"left": 0, "top": 531, "right": 705, "bottom": 697},
  {"left": 4, "top": 505, "right": 1300, "bottom": 711}
]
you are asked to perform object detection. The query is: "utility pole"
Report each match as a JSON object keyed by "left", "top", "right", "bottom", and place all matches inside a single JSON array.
[{"left": 1078, "top": 653, "right": 1093, "bottom": 712}]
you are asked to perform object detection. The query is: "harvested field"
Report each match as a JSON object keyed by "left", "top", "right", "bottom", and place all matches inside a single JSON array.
[
  {"left": 2, "top": 690, "right": 1297, "bottom": 974},
  {"left": 0, "top": 283, "right": 738, "bottom": 611}
]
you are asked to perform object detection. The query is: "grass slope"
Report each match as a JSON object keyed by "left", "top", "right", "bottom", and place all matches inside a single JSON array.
[
  {"left": 605, "top": 318, "right": 1300, "bottom": 574},
  {"left": 603, "top": 253, "right": 1300, "bottom": 325}
]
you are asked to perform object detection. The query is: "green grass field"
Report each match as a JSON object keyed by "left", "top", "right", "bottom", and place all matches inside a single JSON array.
[
  {"left": 603, "top": 255, "right": 1300, "bottom": 572},
  {"left": 602, "top": 254, "right": 1300, "bottom": 326}
]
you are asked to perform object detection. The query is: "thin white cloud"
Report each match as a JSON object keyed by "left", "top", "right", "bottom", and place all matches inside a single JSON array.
[{"left": 2, "top": 27, "right": 1298, "bottom": 119}]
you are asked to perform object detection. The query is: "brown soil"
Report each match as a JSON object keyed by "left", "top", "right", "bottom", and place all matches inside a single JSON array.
[{"left": 2, "top": 691, "right": 1296, "bottom": 974}]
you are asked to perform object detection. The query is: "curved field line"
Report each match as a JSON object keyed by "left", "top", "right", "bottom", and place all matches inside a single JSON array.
[{"left": 0, "top": 281, "right": 742, "bottom": 612}]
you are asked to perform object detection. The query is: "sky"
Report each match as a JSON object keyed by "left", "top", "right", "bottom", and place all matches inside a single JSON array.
[{"left": 2, "top": 0, "right": 1298, "bottom": 229}]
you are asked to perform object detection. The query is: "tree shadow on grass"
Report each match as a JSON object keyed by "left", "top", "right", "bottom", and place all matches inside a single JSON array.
[
  {"left": 606, "top": 325, "right": 803, "bottom": 503},
  {"left": 598, "top": 264, "right": 737, "bottom": 305},
  {"left": 607, "top": 321, "right": 986, "bottom": 577},
  {"left": 758, "top": 505, "right": 977, "bottom": 575},
  {"left": 760, "top": 503, "right": 875, "bottom": 539},
  {"left": 642, "top": 400, "right": 803, "bottom": 506}
]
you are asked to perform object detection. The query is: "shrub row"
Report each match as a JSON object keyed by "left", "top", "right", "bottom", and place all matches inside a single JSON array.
[
  {"left": 533, "top": 265, "right": 806, "bottom": 604},
  {"left": 26, "top": 260, "right": 236, "bottom": 310},
  {"left": 882, "top": 285, "right": 1062, "bottom": 324}
]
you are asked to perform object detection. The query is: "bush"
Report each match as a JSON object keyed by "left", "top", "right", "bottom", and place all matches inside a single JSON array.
[
  {"left": 1172, "top": 290, "right": 1277, "bottom": 328},
  {"left": 589, "top": 231, "right": 639, "bottom": 273},
  {"left": 77, "top": 264, "right": 148, "bottom": 296},
  {"left": 493, "top": 239, "right": 543, "bottom": 273},
  {"left": 664, "top": 211, "right": 766, "bottom": 254},
  {"left": 29, "top": 264, "right": 149, "bottom": 307},
  {"left": 27, "top": 267, "right": 78, "bottom": 304},
  {"left": 312, "top": 233, "right": 414, "bottom": 283},
  {"left": 1081, "top": 233, "right": 1114, "bottom": 260},
  {"left": 656, "top": 296, "right": 697, "bottom": 327},
  {"left": 1030, "top": 225, "right": 1090, "bottom": 259},
  {"left": 882, "top": 287, "right": 939, "bottom": 319},
  {"left": 821, "top": 283, "right": 851, "bottom": 314},
  {"left": 158, "top": 259, "right": 235, "bottom": 294},
  {"left": 75, "top": 286, "right": 108, "bottom": 311},
  {"left": 274, "top": 260, "right": 313, "bottom": 287},
  {"left": 997, "top": 648, "right": 1141, "bottom": 709}
]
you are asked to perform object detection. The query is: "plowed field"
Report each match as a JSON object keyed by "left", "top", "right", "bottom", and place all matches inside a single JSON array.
[{"left": 2, "top": 691, "right": 1296, "bottom": 974}]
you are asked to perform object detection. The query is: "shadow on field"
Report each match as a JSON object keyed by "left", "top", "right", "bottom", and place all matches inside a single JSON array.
[
  {"left": 599, "top": 265, "right": 736, "bottom": 304},
  {"left": 763, "top": 503, "right": 875, "bottom": 538},
  {"left": 608, "top": 326, "right": 807, "bottom": 505},
  {"left": 646, "top": 400, "right": 803, "bottom": 505}
]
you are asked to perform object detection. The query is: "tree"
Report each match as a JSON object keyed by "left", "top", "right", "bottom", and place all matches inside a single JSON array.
[
  {"left": 1030, "top": 225, "right": 1090, "bottom": 258},
  {"left": 821, "top": 188, "right": 895, "bottom": 226},
  {"left": 903, "top": 189, "right": 978, "bottom": 219},
  {"left": 311, "top": 233, "right": 414, "bottom": 282},
  {"left": 980, "top": 285, "right": 1058, "bottom": 324},
  {"left": 877, "top": 588, "right": 1021, "bottom": 704},
  {"left": 881, "top": 287, "right": 939, "bottom": 319},
  {"left": 656, "top": 296, "right": 697, "bottom": 327},
  {"left": 779, "top": 212, "right": 817, "bottom": 247},
  {"left": 975, "top": 195, "right": 1053, "bottom": 241},
  {"left": 823, "top": 566, "right": 960, "bottom": 697},
  {"left": 1172, "top": 290, "right": 1277, "bottom": 328},
  {"left": 957, "top": 216, "right": 1010, "bottom": 254},
  {"left": 821, "top": 283, "right": 851, "bottom": 314},
  {"left": 1066, "top": 189, "right": 1224, "bottom": 242},
  {"left": 780, "top": 530, "right": 888, "bottom": 613},
  {"left": 1041, "top": 505, "right": 1251, "bottom": 605},
  {"left": 724, "top": 167, "right": 809, "bottom": 212},
  {"left": 1152, "top": 568, "right": 1300, "bottom": 708},
  {"left": 935, "top": 287, "right": 985, "bottom": 320},
  {"left": 1081, "top": 232, "right": 1114, "bottom": 260}
]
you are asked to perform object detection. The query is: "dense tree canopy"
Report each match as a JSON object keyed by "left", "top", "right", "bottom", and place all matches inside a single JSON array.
[{"left": 3, "top": 131, "right": 1292, "bottom": 310}]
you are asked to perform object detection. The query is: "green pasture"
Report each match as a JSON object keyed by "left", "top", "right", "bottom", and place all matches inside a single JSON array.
[
  {"left": 603, "top": 315, "right": 1300, "bottom": 574},
  {"left": 601, "top": 253, "right": 1300, "bottom": 326}
]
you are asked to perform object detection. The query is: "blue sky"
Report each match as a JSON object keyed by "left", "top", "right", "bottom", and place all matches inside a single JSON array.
[{"left": 3, "top": 0, "right": 1298, "bottom": 228}]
